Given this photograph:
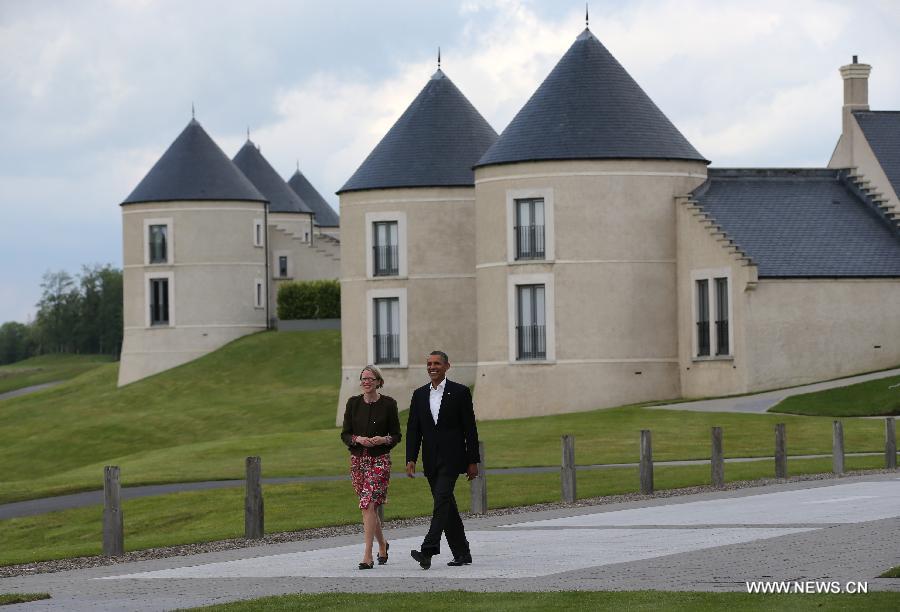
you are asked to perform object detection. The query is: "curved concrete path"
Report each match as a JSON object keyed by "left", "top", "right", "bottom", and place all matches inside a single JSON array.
[
  {"left": 0, "top": 381, "right": 64, "bottom": 402},
  {"left": 648, "top": 367, "right": 900, "bottom": 414},
  {"left": 1, "top": 473, "right": 897, "bottom": 610}
]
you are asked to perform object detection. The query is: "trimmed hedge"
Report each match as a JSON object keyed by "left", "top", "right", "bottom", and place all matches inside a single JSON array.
[{"left": 277, "top": 280, "right": 340, "bottom": 320}]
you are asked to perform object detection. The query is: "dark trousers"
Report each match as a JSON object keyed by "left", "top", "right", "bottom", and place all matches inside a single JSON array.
[{"left": 421, "top": 470, "right": 470, "bottom": 557}]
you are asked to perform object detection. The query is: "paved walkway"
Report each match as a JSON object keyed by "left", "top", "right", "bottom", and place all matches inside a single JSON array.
[
  {"left": 0, "top": 381, "right": 64, "bottom": 402},
  {"left": 648, "top": 367, "right": 900, "bottom": 413},
  {"left": 2, "top": 473, "right": 898, "bottom": 610}
]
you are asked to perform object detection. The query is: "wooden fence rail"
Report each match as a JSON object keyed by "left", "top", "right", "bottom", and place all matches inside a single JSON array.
[
  {"left": 100, "top": 418, "right": 899, "bottom": 550},
  {"left": 244, "top": 456, "right": 264, "bottom": 540},
  {"left": 102, "top": 465, "right": 123, "bottom": 557},
  {"left": 561, "top": 434, "right": 577, "bottom": 503}
]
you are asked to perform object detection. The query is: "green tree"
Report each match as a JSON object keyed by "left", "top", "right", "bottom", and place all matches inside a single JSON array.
[
  {"left": 0, "top": 321, "right": 35, "bottom": 365},
  {"left": 34, "top": 271, "right": 78, "bottom": 354}
]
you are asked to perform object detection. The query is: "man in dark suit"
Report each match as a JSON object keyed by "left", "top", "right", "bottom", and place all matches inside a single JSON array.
[{"left": 406, "top": 350, "right": 480, "bottom": 569}]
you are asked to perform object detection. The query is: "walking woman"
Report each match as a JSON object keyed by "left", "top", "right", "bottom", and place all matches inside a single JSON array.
[{"left": 341, "top": 365, "right": 401, "bottom": 569}]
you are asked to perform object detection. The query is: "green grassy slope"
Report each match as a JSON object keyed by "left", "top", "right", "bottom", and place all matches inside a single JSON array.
[
  {"left": 772, "top": 372, "right": 900, "bottom": 416},
  {"left": 0, "top": 353, "right": 114, "bottom": 395},
  {"left": 0, "top": 330, "right": 341, "bottom": 503},
  {"left": 0, "top": 329, "right": 892, "bottom": 505}
]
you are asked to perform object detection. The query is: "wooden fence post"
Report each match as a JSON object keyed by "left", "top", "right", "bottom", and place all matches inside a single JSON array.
[
  {"left": 102, "top": 466, "right": 124, "bottom": 557},
  {"left": 711, "top": 427, "right": 724, "bottom": 489},
  {"left": 244, "top": 456, "right": 264, "bottom": 539},
  {"left": 640, "top": 430, "right": 653, "bottom": 495},
  {"left": 775, "top": 423, "right": 787, "bottom": 479},
  {"left": 561, "top": 435, "right": 576, "bottom": 503},
  {"left": 886, "top": 417, "right": 897, "bottom": 470},
  {"left": 470, "top": 441, "right": 487, "bottom": 514},
  {"left": 832, "top": 420, "right": 845, "bottom": 475}
]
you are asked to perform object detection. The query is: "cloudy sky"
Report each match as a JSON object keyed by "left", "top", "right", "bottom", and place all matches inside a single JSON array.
[{"left": 2, "top": 0, "right": 899, "bottom": 324}]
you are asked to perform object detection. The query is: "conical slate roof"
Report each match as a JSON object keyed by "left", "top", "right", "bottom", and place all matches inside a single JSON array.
[
  {"left": 233, "top": 142, "right": 313, "bottom": 214},
  {"left": 288, "top": 169, "right": 340, "bottom": 227},
  {"left": 122, "top": 119, "right": 266, "bottom": 205},
  {"left": 477, "top": 29, "right": 707, "bottom": 168},
  {"left": 338, "top": 69, "right": 498, "bottom": 193}
]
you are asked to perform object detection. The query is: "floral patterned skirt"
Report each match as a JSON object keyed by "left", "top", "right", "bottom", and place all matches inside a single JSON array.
[{"left": 350, "top": 453, "right": 391, "bottom": 510}]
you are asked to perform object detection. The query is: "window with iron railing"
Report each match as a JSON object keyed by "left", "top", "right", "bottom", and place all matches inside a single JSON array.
[
  {"left": 715, "top": 277, "right": 729, "bottom": 355},
  {"left": 696, "top": 279, "right": 710, "bottom": 357},
  {"left": 373, "top": 221, "right": 399, "bottom": 276},
  {"left": 515, "top": 198, "right": 545, "bottom": 260},
  {"left": 373, "top": 297, "right": 400, "bottom": 364},
  {"left": 516, "top": 284, "right": 546, "bottom": 360},
  {"left": 149, "top": 278, "right": 169, "bottom": 326}
]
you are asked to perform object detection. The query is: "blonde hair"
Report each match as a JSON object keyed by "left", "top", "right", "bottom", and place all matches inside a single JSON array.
[{"left": 359, "top": 365, "right": 385, "bottom": 389}]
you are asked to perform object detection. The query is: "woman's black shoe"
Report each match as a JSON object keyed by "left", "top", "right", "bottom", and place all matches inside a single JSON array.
[
  {"left": 358, "top": 561, "right": 374, "bottom": 570},
  {"left": 377, "top": 542, "right": 390, "bottom": 565}
]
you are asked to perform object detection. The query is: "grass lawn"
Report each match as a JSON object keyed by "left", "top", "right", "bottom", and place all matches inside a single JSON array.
[
  {"left": 0, "top": 329, "right": 893, "bottom": 504},
  {"left": 190, "top": 591, "right": 900, "bottom": 611},
  {"left": 0, "top": 593, "right": 50, "bottom": 605},
  {"left": 881, "top": 566, "right": 900, "bottom": 578},
  {"left": 773, "top": 372, "right": 900, "bottom": 417},
  {"left": 0, "top": 454, "right": 888, "bottom": 566},
  {"left": 0, "top": 353, "right": 113, "bottom": 395}
]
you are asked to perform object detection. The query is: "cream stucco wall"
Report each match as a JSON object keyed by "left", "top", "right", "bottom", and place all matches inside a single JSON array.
[
  {"left": 743, "top": 279, "right": 900, "bottom": 391},
  {"left": 829, "top": 114, "right": 900, "bottom": 213},
  {"left": 268, "top": 223, "right": 340, "bottom": 315},
  {"left": 676, "top": 198, "right": 756, "bottom": 398},
  {"left": 472, "top": 159, "right": 708, "bottom": 419},
  {"left": 118, "top": 200, "right": 267, "bottom": 386},
  {"left": 336, "top": 186, "right": 478, "bottom": 424},
  {"left": 677, "top": 195, "right": 900, "bottom": 397}
]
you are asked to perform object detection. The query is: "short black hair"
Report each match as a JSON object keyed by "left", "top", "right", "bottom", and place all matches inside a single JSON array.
[{"left": 428, "top": 350, "right": 449, "bottom": 364}]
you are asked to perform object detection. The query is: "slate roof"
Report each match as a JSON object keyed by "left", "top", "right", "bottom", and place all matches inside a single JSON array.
[
  {"left": 288, "top": 169, "right": 340, "bottom": 227},
  {"left": 692, "top": 169, "right": 900, "bottom": 277},
  {"left": 854, "top": 111, "right": 900, "bottom": 200},
  {"left": 338, "top": 69, "right": 498, "bottom": 193},
  {"left": 233, "top": 142, "right": 313, "bottom": 214},
  {"left": 476, "top": 29, "right": 706, "bottom": 168},
  {"left": 122, "top": 119, "right": 266, "bottom": 205}
]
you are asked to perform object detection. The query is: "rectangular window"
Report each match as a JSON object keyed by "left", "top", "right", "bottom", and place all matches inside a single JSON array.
[
  {"left": 373, "top": 297, "right": 400, "bottom": 364},
  {"left": 515, "top": 198, "right": 545, "bottom": 260},
  {"left": 373, "top": 221, "right": 399, "bottom": 276},
  {"left": 149, "top": 278, "right": 169, "bottom": 326},
  {"left": 149, "top": 225, "right": 168, "bottom": 264},
  {"left": 278, "top": 255, "right": 288, "bottom": 278},
  {"left": 715, "top": 277, "right": 729, "bottom": 356},
  {"left": 253, "top": 220, "right": 264, "bottom": 247},
  {"left": 516, "top": 284, "right": 546, "bottom": 360},
  {"left": 254, "top": 279, "right": 264, "bottom": 309},
  {"left": 696, "top": 279, "right": 710, "bottom": 357}
]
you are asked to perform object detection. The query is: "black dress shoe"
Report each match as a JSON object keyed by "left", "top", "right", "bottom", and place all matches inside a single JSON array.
[
  {"left": 377, "top": 542, "right": 390, "bottom": 565},
  {"left": 447, "top": 554, "right": 473, "bottom": 566},
  {"left": 410, "top": 549, "right": 432, "bottom": 570},
  {"left": 358, "top": 561, "right": 374, "bottom": 570}
]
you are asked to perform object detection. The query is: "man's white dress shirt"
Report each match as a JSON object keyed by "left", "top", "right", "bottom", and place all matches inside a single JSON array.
[{"left": 429, "top": 378, "right": 446, "bottom": 425}]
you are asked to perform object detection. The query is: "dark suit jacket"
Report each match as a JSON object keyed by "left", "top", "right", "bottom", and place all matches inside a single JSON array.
[{"left": 406, "top": 379, "right": 480, "bottom": 477}]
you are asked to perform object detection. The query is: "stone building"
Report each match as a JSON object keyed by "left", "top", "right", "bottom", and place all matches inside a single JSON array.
[
  {"left": 119, "top": 121, "right": 339, "bottom": 386},
  {"left": 337, "top": 29, "right": 900, "bottom": 422}
]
